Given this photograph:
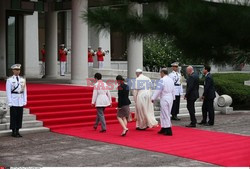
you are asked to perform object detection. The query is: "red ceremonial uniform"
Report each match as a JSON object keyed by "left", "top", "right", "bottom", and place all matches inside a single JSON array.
[
  {"left": 59, "top": 49, "right": 67, "bottom": 62},
  {"left": 96, "top": 51, "right": 105, "bottom": 61},
  {"left": 41, "top": 49, "right": 46, "bottom": 62},
  {"left": 88, "top": 51, "right": 94, "bottom": 62}
]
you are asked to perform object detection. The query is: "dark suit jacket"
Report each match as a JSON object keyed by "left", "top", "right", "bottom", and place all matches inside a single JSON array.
[
  {"left": 203, "top": 73, "right": 216, "bottom": 100},
  {"left": 185, "top": 73, "right": 199, "bottom": 101},
  {"left": 118, "top": 83, "right": 131, "bottom": 108}
]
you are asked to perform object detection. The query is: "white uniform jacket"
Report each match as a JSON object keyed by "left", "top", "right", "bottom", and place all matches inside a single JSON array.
[
  {"left": 6, "top": 76, "right": 27, "bottom": 107},
  {"left": 169, "top": 71, "right": 183, "bottom": 96},
  {"left": 152, "top": 75, "right": 175, "bottom": 102}
]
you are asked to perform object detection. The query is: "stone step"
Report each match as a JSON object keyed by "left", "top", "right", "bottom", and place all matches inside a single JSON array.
[
  {"left": 156, "top": 107, "right": 203, "bottom": 115},
  {"left": 5, "top": 114, "right": 36, "bottom": 122},
  {"left": 153, "top": 102, "right": 203, "bottom": 109},
  {"left": 5, "top": 108, "right": 31, "bottom": 115},
  {"left": 155, "top": 111, "right": 221, "bottom": 120},
  {"left": 91, "top": 68, "right": 161, "bottom": 80},
  {"left": 0, "top": 120, "right": 43, "bottom": 130},
  {"left": 129, "top": 106, "right": 204, "bottom": 115},
  {"left": 0, "top": 127, "right": 49, "bottom": 137},
  {"left": 0, "top": 92, "right": 6, "bottom": 97}
]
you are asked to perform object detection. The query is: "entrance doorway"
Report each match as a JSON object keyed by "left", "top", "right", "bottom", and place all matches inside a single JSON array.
[{"left": 6, "top": 13, "right": 24, "bottom": 76}]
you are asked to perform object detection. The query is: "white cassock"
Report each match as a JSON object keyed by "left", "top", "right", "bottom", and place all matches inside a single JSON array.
[
  {"left": 152, "top": 75, "right": 175, "bottom": 128},
  {"left": 133, "top": 74, "right": 158, "bottom": 129}
]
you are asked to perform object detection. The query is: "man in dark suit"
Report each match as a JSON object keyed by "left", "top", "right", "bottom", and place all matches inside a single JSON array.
[
  {"left": 184, "top": 66, "right": 199, "bottom": 127},
  {"left": 198, "top": 65, "right": 216, "bottom": 126}
]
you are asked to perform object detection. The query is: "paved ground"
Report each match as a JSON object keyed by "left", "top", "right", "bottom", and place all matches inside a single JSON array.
[{"left": 0, "top": 112, "right": 250, "bottom": 167}]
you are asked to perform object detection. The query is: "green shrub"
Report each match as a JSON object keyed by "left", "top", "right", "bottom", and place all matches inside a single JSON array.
[{"left": 212, "top": 73, "right": 250, "bottom": 110}]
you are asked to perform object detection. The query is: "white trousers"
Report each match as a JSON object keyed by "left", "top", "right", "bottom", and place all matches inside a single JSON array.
[
  {"left": 60, "top": 61, "right": 66, "bottom": 76},
  {"left": 41, "top": 62, "right": 45, "bottom": 75},
  {"left": 98, "top": 61, "right": 104, "bottom": 68},
  {"left": 160, "top": 98, "right": 173, "bottom": 128},
  {"left": 88, "top": 62, "right": 93, "bottom": 67}
]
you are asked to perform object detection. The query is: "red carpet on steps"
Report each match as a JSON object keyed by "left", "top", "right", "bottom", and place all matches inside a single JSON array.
[
  {"left": 0, "top": 81, "right": 119, "bottom": 130},
  {"left": 53, "top": 122, "right": 250, "bottom": 167},
  {"left": 1, "top": 81, "right": 250, "bottom": 166}
]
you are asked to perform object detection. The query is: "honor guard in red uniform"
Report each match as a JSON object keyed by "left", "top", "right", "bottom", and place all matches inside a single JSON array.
[
  {"left": 88, "top": 46, "right": 95, "bottom": 67},
  {"left": 59, "top": 44, "right": 68, "bottom": 76},
  {"left": 41, "top": 43, "right": 46, "bottom": 78},
  {"left": 96, "top": 47, "right": 105, "bottom": 69}
]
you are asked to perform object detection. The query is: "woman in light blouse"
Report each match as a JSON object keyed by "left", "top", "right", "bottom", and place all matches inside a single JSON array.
[{"left": 91, "top": 73, "right": 112, "bottom": 133}]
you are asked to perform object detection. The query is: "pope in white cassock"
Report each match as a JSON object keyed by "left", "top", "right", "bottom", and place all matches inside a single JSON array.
[
  {"left": 133, "top": 69, "right": 158, "bottom": 130},
  {"left": 152, "top": 68, "right": 175, "bottom": 136}
]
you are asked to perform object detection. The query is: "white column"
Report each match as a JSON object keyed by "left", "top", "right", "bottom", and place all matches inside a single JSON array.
[
  {"left": 99, "top": 30, "right": 111, "bottom": 69},
  {"left": 127, "top": 3, "right": 143, "bottom": 79},
  {"left": 71, "top": 0, "right": 88, "bottom": 85},
  {"left": 45, "top": 1, "right": 58, "bottom": 79},
  {"left": 89, "top": 28, "right": 111, "bottom": 69},
  {"left": 24, "top": 12, "right": 40, "bottom": 78},
  {"left": 0, "top": 0, "right": 6, "bottom": 78},
  {"left": 65, "top": 11, "right": 72, "bottom": 73},
  {"left": 88, "top": 28, "right": 99, "bottom": 68}
]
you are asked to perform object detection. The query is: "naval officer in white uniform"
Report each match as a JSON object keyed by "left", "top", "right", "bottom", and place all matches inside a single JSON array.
[
  {"left": 169, "top": 62, "right": 183, "bottom": 120},
  {"left": 6, "top": 64, "right": 27, "bottom": 137},
  {"left": 152, "top": 68, "right": 175, "bottom": 136}
]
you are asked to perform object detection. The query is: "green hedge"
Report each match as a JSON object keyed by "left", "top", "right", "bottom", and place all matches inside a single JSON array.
[{"left": 212, "top": 73, "right": 250, "bottom": 110}]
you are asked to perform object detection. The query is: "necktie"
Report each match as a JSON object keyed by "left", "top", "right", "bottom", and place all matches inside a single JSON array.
[{"left": 16, "top": 76, "right": 19, "bottom": 82}]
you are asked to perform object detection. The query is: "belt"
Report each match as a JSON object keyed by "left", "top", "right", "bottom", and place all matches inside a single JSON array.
[
  {"left": 174, "top": 84, "right": 181, "bottom": 86},
  {"left": 11, "top": 92, "right": 23, "bottom": 94}
]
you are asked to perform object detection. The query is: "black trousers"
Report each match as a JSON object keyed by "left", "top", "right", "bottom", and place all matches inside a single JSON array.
[
  {"left": 187, "top": 99, "right": 197, "bottom": 125},
  {"left": 10, "top": 106, "right": 23, "bottom": 130},
  {"left": 171, "top": 95, "right": 180, "bottom": 116},
  {"left": 202, "top": 99, "right": 215, "bottom": 125}
]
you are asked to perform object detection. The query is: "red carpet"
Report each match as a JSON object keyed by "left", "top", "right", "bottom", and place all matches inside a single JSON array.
[
  {"left": 53, "top": 122, "right": 250, "bottom": 167},
  {"left": 1, "top": 81, "right": 250, "bottom": 166},
  {"left": 0, "top": 81, "right": 119, "bottom": 130}
]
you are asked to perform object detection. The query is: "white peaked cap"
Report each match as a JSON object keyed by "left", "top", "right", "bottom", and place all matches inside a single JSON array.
[
  {"left": 88, "top": 46, "right": 91, "bottom": 48},
  {"left": 60, "top": 44, "right": 65, "bottom": 46},
  {"left": 171, "top": 62, "right": 179, "bottom": 66},
  {"left": 11, "top": 64, "right": 21, "bottom": 69},
  {"left": 136, "top": 69, "right": 143, "bottom": 73}
]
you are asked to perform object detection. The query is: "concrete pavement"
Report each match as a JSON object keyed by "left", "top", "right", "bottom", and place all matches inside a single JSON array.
[{"left": 0, "top": 112, "right": 249, "bottom": 167}]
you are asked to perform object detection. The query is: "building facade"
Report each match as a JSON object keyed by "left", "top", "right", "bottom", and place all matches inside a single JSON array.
[{"left": 0, "top": 0, "right": 144, "bottom": 84}]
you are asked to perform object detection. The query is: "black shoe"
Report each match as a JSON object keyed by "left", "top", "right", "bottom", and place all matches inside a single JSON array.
[
  {"left": 186, "top": 124, "right": 196, "bottom": 128},
  {"left": 11, "top": 129, "right": 17, "bottom": 137},
  {"left": 99, "top": 130, "right": 106, "bottom": 133},
  {"left": 11, "top": 132, "right": 17, "bottom": 137},
  {"left": 198, "top": 121, "right": 206, "bottom": 125},
  {"left": 121, "top": 129, "right": 128, "bottom": 136},
  {"left": 164, "top": 127, "right": 173, "bottom": 136},
  {"left": 158, "top": 128, "right": 165, "bottom": 134},
  {"left": 16, "top": 133, "right": 22, "bottom": 137},
  {"left": 16, "top": 129, "right": 22, "bottom": 137},
  {"left": 204, "top": 123, "right": 214, "bottom": 126},
  {"left": 171, "top": 116, "right": 181, "bottom": 121},
  {"left": 93, "top": 126, "right": 97, "bottom": 130},
  {"left": 136, "top": 127, "right": 147, "bottom": 130}
]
